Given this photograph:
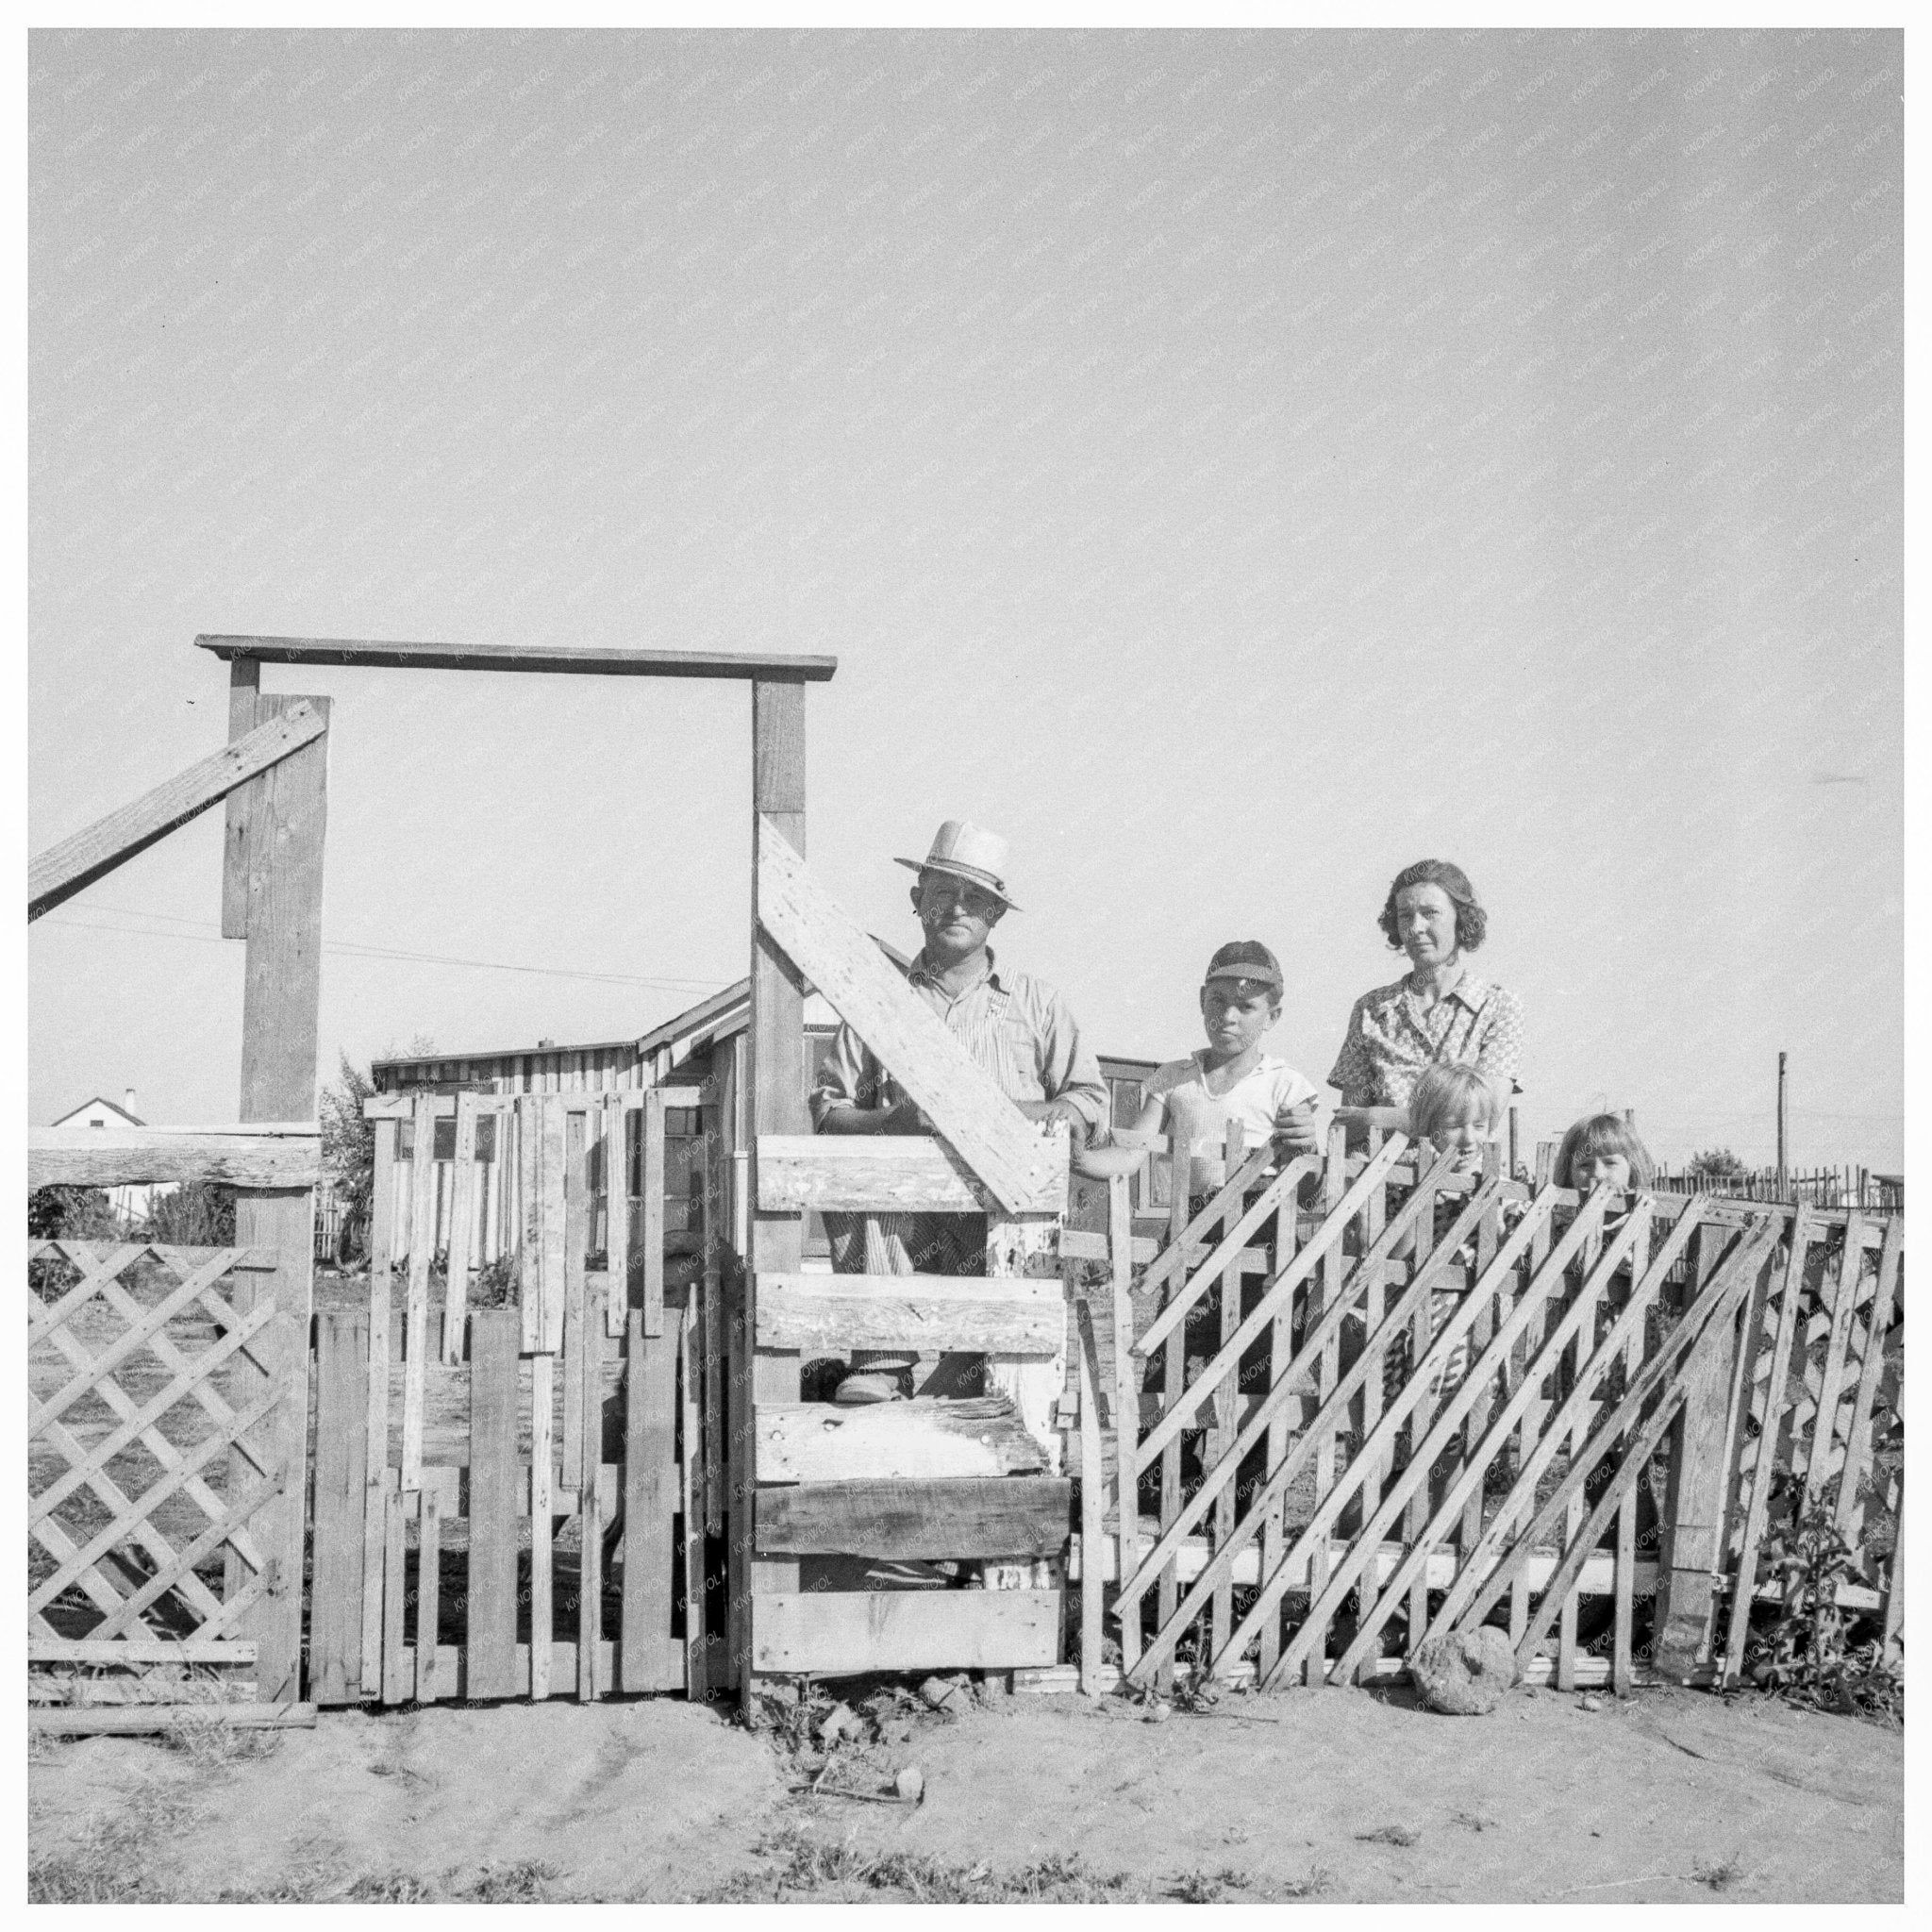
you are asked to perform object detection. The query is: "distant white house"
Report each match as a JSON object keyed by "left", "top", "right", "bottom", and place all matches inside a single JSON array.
[{"left": 44, "top": 1090, "right": 177, "bottom": 1224}]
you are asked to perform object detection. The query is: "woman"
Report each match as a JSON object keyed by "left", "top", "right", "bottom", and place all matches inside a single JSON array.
[{"left": 1328, "top": 858, "right": 1524, "bottom": 1114}]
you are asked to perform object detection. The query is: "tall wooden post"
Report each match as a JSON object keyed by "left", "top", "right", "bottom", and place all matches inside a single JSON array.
[
  {"left": 1654, "top": 1214, "right": 1745, "bottom": 1683},
  {"left": 226, "top": 674, "right": 330, "bottom": 1705},
  {"left": 739, "top": 678, "right": 808, "bottom": 1702}
]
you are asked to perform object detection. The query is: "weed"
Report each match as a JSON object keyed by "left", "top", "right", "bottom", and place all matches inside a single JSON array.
[
  {"left": 1751, "top": 1491, "right": 1905, "bottom": 1723},
  {"left": 1278, "top": 1865, "right": 1334, "bottom": 1898},
  {"left": 704, "top": 1825, "right": 1149, "bottom": 1903},
  {"left": 163, "top": 1706, "right": 286, "bottom": 1773},
  {"left": 346, "top": 1871, "right": 438, "bottom": 1903},
  {"left": 1356, "top": 1823, "right": 1421, "bottom": 1846},
  {"left": 1691, "top": 1857, "right": 1745, "bottom": 1893},
  {"left": 1450, "top": 1809, "right": 1498, "bottom": 1833},
  {"left": 457, "top": 1858, "right": 561, "bottom": 1902},
  {"left": 1172, "top": 1867, "right": 1252, "bottom": 1901}
]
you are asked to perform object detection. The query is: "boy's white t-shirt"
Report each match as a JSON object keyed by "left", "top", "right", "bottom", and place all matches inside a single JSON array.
[{"left": 1143, "top": 1051, "right": 1321, "bottom": 1191}]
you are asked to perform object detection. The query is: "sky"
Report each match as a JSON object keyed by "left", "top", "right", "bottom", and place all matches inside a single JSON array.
[{"left": 27, "top": 26, "right": 1903, "bottom": 1173}]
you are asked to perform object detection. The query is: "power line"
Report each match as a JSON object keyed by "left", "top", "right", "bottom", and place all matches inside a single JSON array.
[{"left": 38, "top": 908, "right": 730, "bottom": 996}]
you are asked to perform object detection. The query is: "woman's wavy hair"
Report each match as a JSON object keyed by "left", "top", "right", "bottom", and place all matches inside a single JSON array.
[
  {"left": 1555, "top": 1113, "right": 1655, "bottom": 1191},
  {"left": 1378, "top": 858, "right": 1488, "bottom": 953}
]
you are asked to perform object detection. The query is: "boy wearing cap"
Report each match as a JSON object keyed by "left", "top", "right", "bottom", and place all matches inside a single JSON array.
[{"left": 1128, "top": 941, "right": 1324, "bottom": 1197}]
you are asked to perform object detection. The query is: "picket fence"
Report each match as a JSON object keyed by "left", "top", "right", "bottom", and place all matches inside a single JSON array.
[{"left": 305, "top": 1085, "right": 729, "bottom": 1707}]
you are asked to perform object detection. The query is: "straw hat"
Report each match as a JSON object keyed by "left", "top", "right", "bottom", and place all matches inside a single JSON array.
[{"left": 893, "top": 819, "right": 1022, "bottom": 911}]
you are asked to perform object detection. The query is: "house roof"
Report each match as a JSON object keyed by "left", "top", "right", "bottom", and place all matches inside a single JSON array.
[
  {"left": 369, "top": 937, "right": 1160, "bottom": 1084},
  {"left": 372, "top": 940, "right": 912, "bottom": 1080},
  {"left": 48, "top": 1095, "right": 145, "bottom": 1128}
]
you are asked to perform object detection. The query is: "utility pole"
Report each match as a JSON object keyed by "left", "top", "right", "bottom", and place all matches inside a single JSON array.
[{"left": 1775, "top": 1051, "right": 1788, "bottom": 1199}]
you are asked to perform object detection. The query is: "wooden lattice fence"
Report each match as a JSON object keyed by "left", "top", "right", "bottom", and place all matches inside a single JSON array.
[
  {"left": 29, "top": 1238, "right": 309, "bottom": 1724},
  {"left": 1063, "top": 1130, "right": 1904, "bottom": 1698}
]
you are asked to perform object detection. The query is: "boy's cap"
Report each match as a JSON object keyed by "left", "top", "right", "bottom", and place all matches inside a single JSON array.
[{"left": 1205, "top": 941, "right": 1282, "bottom": 991}]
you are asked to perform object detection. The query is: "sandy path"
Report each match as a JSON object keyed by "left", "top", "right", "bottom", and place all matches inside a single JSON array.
[{"left": 28, "top": 1683, "right": 1900, "bottom": 1903}]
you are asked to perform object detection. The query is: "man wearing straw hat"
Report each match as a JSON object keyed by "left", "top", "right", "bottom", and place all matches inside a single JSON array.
[{"left": 811, "top": 819, "right": 1109, "bottom": 1405}]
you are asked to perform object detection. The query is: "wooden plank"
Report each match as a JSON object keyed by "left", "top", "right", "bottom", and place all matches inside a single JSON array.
[
  {"left": 750, "top": 1590, "right": 1062, "bottom": 1675},
  {"left": 604, "top": 1095, "right": 630, "bottom": 1337},
  {"left": 755, "top": 1134, "right": 1003, "bottom": 1214},
  {"left": 755, "top": 1476, "right": 1073, "bottom": 1558},
  {"left": 623, "top": 1307, "right": 683, "bottom": 1691},
  {"left": 442, "top": 1093, "right": 480, "bottom": 1365},
  {"left": 757, "top": 821, "right": 1061, "bottom": 1216},
  {"left": 196, "top": 632, "right": 839, "bottom": 682},
  {"left": 1880, "top": 1476, "right": 1904, "bottom": 1665},
  {"left": 756, "top": 1272, "right": 1067, "bottom": 1356},
  {"left": 27, "top": 700, "right": 328, "bottom": 920},
  {"left": 539, "top": 1098, "right": 568, "bottom": 1353},
  {"left": 1655, "top": 1218, "right": 1755, "bottom": 1681},
  {"left": 1557, "top": 1199, "right": 1606, "bottom": 1691},
  {"left": 363, "top": 1087, "right": 707, "bottom": 1122},
  {"left": 466, "top": 1309, "right": 521, "bottom": 1700},
  {"left": 402, "top": 1092, "right": 438, "bottom": 1490},
  {"left": 359, "top": 1118, "right": 398, "bottom": 1694},
  {"left": 30, "top": 1704, "right": 318, "bottom": 1737},
  {"left": 745, "top": 678, "right": 807, "bottom": 1704},
  {"left": 228, "top": 688, "right": 329, "bottom": 1708},
  {"left": 1078, "top": 1308, "right": 1106, "bottom": 1697},
  {"left": 642, "top": 1090, "right": 666, "bottom": 1338},
  {"left": 27, "top": 1125, "right": 321, "bottom": 1191},
  {"left": 1834, "top": 1214, "right": 1904, "bottom": 1541},
  {"left": 380, "top": 1482, "right": 408, "bottom": 1706},
  {"left": 221, "top": 652, "right": 260, "bottom": 936},
  {"left": 1108, "top": 1175, "right": 1141, "bottom": 1679},
  {"left": 416, "top": 1487, "right": 442, "bottom": 1703},
  {"left": 28, "top": 1639, "right": 258, "bottom": 1665},
  {"left": 309, "top": 1311, "right": 369, "bottom": 1707},
  {"left": 579, "top": 1280, "right": 605, "bottom": 1703},
  {"left": 529, "top": 1355, "right": 555, "bottom": 1699},
  {"left": 700, "top": 1092, "right": 725, "bottom": 1536},
  {"left": 562, "top": 1108, "right": 589, "bottom": 1490},
  {"left": 756, "top": 1396, "right": 1052, "bottom": 1484},
  {"left": 1801, "top": 1209, "right": 1866, "bottom": 1513},
  {"left": 680, "top": 1298, "right": 707, "bottom": 1702}
]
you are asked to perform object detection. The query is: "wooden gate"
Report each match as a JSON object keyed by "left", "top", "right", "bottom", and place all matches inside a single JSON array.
[
  {"left": 1072, "top": 1125, "right": 1904, "bottom": 1696},
  {"left": 310, "top": 1084, "right": 724, "bottom": 1704},
  {"left": 736, "top": 813, "right": 1074, "bottom": 1690},
  {"left": 29, "top": 1228, "right": 314, "bottom": 1727}
]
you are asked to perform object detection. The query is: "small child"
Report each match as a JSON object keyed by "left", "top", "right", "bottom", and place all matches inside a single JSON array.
[
  {"left": 1554, "top": 1112, "right": 1655, "bottom": 1196},
  {"left": 1388, "top": 1063, "right": 1505, "bottom": 1403},
  {"left": 1408, "top": 1062, "right": 1502, "bottom": 1174},
  {"left": 1128, "top": 941, "right": 1322, "bottom": 1199}
]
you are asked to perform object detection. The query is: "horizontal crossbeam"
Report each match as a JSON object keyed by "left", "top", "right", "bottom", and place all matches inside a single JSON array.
[{"left": 198, "top": 633, "right": 838, "bottom": 682}]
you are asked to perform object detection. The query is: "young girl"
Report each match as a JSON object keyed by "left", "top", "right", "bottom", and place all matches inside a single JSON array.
[
  {"left": 1351, "top": 1063, "right": 1501, "bottom": 1409},
  {"left": 1554, "top": 1112, "right": 1655, "bottom": 1196}
]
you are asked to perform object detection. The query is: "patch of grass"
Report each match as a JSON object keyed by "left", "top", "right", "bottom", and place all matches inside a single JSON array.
[
  {"left": 1355, "top": 1823, "right": 1421, "bottom": 1846},
  {"left": 702, "top": 1826, "right": 1150, "bottom": 1903},
  {"left": 1172, "top": 1867, "right": 1252, "bottom": 1902},
  {"left": 1450, "top": 1809, "right": 1498, "bottom": 1833},
  {"left": 456, "top": 1858, "right": 561, "bottom": 1902},
  {"left": 1277, "top": 1866, "right": 1334, "bottom": 1899},
  {"left": 162, "top": 1706, "right": 286, "bottom": 1773},
  {"left": 27, "top": 1784, "right": 194, "bottom": 1904},
  {"left": 1691, "top": 1857, "right": 1745, "bottom": 1893},
  {"left": 345, "top": 1871, "right": 438, "bottom": 1903}
]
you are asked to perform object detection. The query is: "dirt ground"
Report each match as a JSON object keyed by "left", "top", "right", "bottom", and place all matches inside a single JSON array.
[{"left": 27, "top": 1679, "right": 1900, "bottom": 1904}]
